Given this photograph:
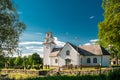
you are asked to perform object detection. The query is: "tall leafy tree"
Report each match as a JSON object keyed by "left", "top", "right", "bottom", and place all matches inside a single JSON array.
[
  {"left": 0, "top": 55, "right": 5, "bottom": 68},
  {"left": 23, "top": 56, "right": 28, "bottom": 67},
  {"left": 32, "top": 53, "right": 42, "bottom": 65},
  {"left": 98, "top": 0, "right": 120, "bottom": 59},
  {"left": 28, "top": 55, "right": 33, "bottom": 66},
  {"left": 14, "top": 56, "right": 23, "bottom": 66},
  {"left": 28, "top": 53, "right": 42, "bottom": 66},
  {"left": 0, "top": 0, "right": 26, "bottom": 55},
  {"left": 8, "top": 57, "right": 16, "bottom": 67}
]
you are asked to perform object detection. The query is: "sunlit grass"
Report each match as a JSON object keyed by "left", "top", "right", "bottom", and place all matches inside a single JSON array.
[{"left": 5, "top": 73, "right": 38, "bottom": 79}]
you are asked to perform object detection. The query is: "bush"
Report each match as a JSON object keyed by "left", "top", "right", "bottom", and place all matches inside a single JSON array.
[
  {"left": 33, "top": 65, "right": 41, "bottom": 70},
  {"left": 108, "top": 69, "right": 120, "bottom": 80},
  {"left": 111, "top": 65, "right": 120, "bottom": 67}
]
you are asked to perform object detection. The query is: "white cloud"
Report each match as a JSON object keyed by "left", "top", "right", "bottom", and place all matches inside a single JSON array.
[
  {"left": 18, "top": 41, "right": 43, "bottom": 57},
  {"left": 25, "top": 46, "right": 35, "bottom": 49},
  {"left": 19, "top": 42, "right": 43, "bottom": 45},
  {"left": 90, "top": 39, "right": 98, "bottom": 43},
  {"left": 83, "top": 39, "right": 98, "bottom": 46},
  {"left": 84, "top": 43, "right": 91, "bottom": 45},
  {"left": 54, "top": 37, "right": 65, "bottom": 47},
  {"left": 89, "top": 16, "right": 95, "bottom": 19},
  {"left": 18, "top": 36, "right": 65, "bottom": 57}
]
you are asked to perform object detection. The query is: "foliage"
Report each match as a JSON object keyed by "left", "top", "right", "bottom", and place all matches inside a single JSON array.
[
  {"left": 108, "top": 69, "right": 120, "bottom": 80},
  {"left": 98, "top": 0, "right": 120, "bottom": 59},
  {"left": 0, "top": 0, "right": 26, "bottom": 55},
  {"left": 14, "top": 56, "right": 23, "bottom": 66},
  {"left": 28, "top": 53, "right": 42, "bottom": 66},
  {"left": 0, "top": 53, "right": 43, "bottom": 69},
  {"left": 0, "top": 55, "right": 5, "bottom": 68},
  {"left": 23, "top": 56, "right": 28, "bottom": 67},
  {"left": 32, "top": 53, "right": 42, "bottom": 65}
]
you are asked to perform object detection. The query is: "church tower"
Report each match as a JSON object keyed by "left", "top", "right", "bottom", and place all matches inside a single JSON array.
[{"left": 43, "top": 32, "right": 55, "bottom": 66}]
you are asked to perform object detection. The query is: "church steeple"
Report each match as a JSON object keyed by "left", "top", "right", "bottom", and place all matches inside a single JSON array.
[
  {"left": 44, "top": 32, "right": 54, "bottom": 44},
  {"left": 43, "top": 32, "right": 55, "bottom": 66}
]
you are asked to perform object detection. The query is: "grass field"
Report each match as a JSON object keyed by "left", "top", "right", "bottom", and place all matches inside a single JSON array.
[{"left": 0, "top": 67, "right": 119, "bottom": 80}]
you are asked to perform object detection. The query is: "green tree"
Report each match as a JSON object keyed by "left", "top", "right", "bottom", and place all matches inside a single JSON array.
[
  {"left": 28, "top": 55, "right": 33, "bottom": 66},
  {"left": 32, "top": 53, "right": 42, "bottom": 65},
  {"left": 28, "top": 53, "right": 42, "bottom": 66},
  {"left": 0, "top": 55, "right": 5, "bottom": 68},
  {"left": 98, "top": 0, "right": 120, "bottom": 60},
  {"left": 8, "top": 57, "right": 16, "bottom": 67},
  {"left": 14, "top": 56, "right": 23, "bottom": 66},
  {"left": 0, "top": 0, "right": 26, "bottom": 55},
  {"left": 23, "top": 56, "right": 28, "bottom": 67}
]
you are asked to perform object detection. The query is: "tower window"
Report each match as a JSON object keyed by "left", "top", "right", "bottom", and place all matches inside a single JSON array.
[
  {"left": 47, "top": 33, "right": 49, "bottom": 37},
  {"left": 66, "top": 50, "right": 70, "bottom": 56}
]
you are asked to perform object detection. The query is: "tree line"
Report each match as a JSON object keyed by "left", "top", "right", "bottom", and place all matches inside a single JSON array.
[{"left": 0, "top": 53, "right": 43, "bottom": 69}]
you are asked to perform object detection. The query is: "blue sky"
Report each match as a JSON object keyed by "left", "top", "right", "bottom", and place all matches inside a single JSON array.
[{"left": 14, "top": 0, "right": 103, "bottom": 57}]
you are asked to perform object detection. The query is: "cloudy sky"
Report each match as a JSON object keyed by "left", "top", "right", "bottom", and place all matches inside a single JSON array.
[{"left": 14, "top": 0, "right": 103, "bottom": 57}]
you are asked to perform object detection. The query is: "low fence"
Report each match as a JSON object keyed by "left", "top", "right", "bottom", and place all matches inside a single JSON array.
[
  {"left": 49, "top": 67, "right": 120, "bottom": 76},
  {"left": 0, "top": 69, "right": 48, "bottom": 76},
  {"left": 0, "top": 67, "right": 120, "bottom": 76}
]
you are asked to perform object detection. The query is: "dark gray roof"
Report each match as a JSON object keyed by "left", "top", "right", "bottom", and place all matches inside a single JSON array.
[
  {"left": 51, "top": 47, "right": 63, "bottom": 52},
  {"left": 49, "top": 42, "right": 110, "bottom": 57},
  {"left": 49, "top": 47, "right": 63, "bottom": 57}
]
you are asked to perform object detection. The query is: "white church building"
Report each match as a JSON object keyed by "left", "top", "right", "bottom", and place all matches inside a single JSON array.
[{"left": 43, "top": 32, "right": 110, "bottom": 67}]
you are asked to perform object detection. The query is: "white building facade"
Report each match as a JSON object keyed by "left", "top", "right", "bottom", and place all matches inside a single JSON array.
[{"left": 43, "top": 32, "right": 110, "bottom": 67}]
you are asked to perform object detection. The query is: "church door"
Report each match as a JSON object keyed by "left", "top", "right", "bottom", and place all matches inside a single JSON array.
[{"left": 65, "top": 59, "right": 71, "bottom": 65}]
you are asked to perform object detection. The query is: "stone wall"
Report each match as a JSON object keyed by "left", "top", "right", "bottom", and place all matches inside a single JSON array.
[
  {"left": 48, "top": 68, "right": 116, "bottom": 76},
  {"left": 1, "top": 69, "right": 38, "bottom": 74},
  {"left": 0, "top": 68, "right": 119, "bottom": 76}
]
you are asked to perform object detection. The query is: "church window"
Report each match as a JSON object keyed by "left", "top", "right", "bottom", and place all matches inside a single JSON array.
[
  {"left": 93, "top": 58, "right": 97, "bottom": 63},
  {"left": 87, "top": 58, "right": 91, "bottom": 63},
  {"left": 55, "top": 59, "right": 58, "bottom": 63},
  {"left": 66, "top": 50, "right": 70, "bottom": 56}
]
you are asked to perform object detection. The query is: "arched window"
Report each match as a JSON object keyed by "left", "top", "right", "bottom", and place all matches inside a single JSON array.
[
  {"left": 87, "top": 58, "right": 91, "bottom": 63},
  {"left": 66, "top": 50, "right": 70, "bottom": 56},
  {"left": 93, "top": 58, "right": 97, "bottom": 63}
]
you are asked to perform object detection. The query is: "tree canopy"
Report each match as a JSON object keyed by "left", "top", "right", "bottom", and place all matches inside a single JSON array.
[
  {"left": 28, "top": 53, "right": 42, "bottom": 65},
  {"left": 98, "top": 0, "right": 120, "bottom": 58},
  {"left": 0, "top": 0, "right": 26, "bottom": 55}
]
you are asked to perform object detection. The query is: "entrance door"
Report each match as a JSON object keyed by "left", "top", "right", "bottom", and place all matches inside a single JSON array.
[{"left": 65, "top": 59, "right": 71, "bottom": 65}]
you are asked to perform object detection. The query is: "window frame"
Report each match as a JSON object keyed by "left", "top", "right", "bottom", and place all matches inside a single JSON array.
[
  {"left": 66, "top": 50, "right": 70, "bottom": 56},
  {"left": 93, "top": 58, "right": 97, "bottom": 63},
  {"left": 87, "top": 58, "right": 91, "bottom": 63}
]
